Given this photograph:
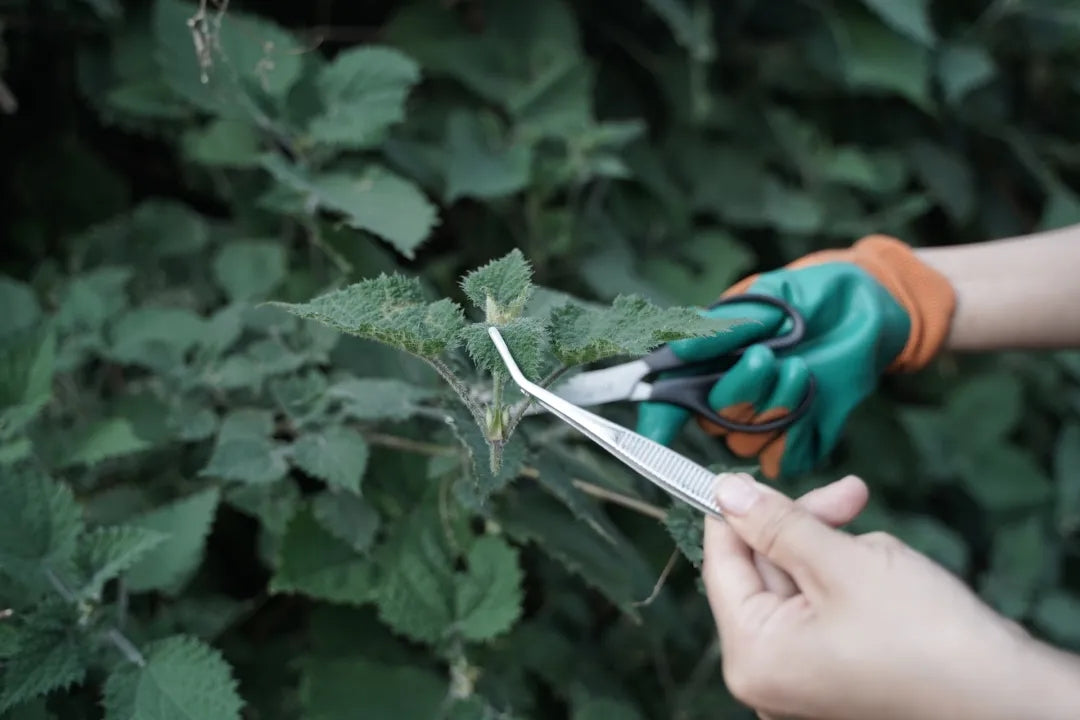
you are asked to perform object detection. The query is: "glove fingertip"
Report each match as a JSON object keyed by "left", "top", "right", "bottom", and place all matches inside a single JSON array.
[{"left": 636, "top": 402, "right": 690, "bottom": 445}]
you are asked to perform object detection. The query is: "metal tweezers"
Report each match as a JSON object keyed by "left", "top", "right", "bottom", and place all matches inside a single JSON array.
[{"left": 488, "top": 327, "right": 724, "bottom": 519}]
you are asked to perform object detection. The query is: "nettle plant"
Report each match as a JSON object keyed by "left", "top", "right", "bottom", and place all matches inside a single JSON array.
[
  {"left": 0, "top": 203, "right": 738, "bottom": 717},
  {"left": 272, "top": 248, "right": 733, "bottom": 478}
]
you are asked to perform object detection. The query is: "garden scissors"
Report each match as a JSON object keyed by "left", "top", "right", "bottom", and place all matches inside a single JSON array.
[
  {"left": 517, "top": 293, "right": 816, "bottom": 434},
  {"left": 489, "top": 325, "right": 726, "bottom": 518}
]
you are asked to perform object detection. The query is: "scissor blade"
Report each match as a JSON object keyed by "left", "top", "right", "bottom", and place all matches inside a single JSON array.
[
  {"left": 546, "top": 360, "right": 650, "bottom": 407},
  {"left": 488, "top": 327, "right": 722, "bottom": 518}
]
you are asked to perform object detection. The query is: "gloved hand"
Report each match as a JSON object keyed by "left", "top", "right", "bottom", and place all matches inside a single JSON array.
[{"left": 635, "top": 235, "right": 956, "bottom": 479}]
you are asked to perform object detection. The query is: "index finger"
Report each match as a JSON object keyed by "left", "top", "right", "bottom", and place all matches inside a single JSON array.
[{"left": 701, "top": 514, "right": 767, "bottom": 629}]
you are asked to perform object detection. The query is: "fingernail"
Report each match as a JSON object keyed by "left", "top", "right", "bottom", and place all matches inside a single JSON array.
[{"left": 714, "top": 473, "right": 759, "bottom": 515}]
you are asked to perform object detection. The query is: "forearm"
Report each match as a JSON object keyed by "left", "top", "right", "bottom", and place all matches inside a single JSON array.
[
  {"left": 986, "top": 637, "right": 1080, "bottom": 720},
  {"left": 915, "top": 226, "right": 1080, "bottom": 351}
]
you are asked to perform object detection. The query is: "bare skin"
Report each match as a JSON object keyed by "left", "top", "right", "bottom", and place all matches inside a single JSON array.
[
  {"left": 916, "top": 227, "right": 1080, "bottom": 351},
  {"left": 702, "top": 473, "right": 1080, "bottom": 720}
]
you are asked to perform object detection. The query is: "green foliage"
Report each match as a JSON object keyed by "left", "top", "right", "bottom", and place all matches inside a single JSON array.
[
  {"left": 6, "top": 0, "right": 1080, "bottom": 717},
  {"left": 549, "top": 295, "right": 735, "bottom": 366},
  {"left": 271, "top": 274, "right": 466, "bottom": 360},
  {"left": 102, "top": 635, "right": 244, "bottom": 720}
]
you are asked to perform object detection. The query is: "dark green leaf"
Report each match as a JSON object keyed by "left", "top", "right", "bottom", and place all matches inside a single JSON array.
[
  {"left": 269, "top": 274, "right": 466, "bottom": 359},
  {"left": 124, "top": 487, "right": 221, "bottom": 594},
  {"left": 856, "top": 0, "right": 935, "bottom": 46},
  {"left": 549, "top": 294, "right": 735, "bottom": 366},
  {"left": 327, "top": 377, "right": 435, "bottom": 422},
  {"left": 938, "top": 43, "right": 995, "bottom": 104},
  {"left": 103, "top": 634, "right": 243, "bottom": 720},
  {"left": 308, "top": 46, "right": 421, "bottom": 149},
  {"left": 290, "top": 427, "right": 369, "bottom": 494},
  {"left": 211, "top": 240, "right": 287, "bottom": 302},
  {"left": 261, "top": 154, "right": 438, "bottom": 259},
  {"left": 312, "top": 491, "right": 380, "bottom": 553},
  {"left": 444, "top": 110, "right": 533, "bottom": 202},
  {"left": 270, "top": 504, "right": 374, "bottom": 605}
]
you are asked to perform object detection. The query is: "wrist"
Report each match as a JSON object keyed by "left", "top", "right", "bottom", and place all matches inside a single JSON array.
[
  {"left": 967, "top": 633, "right": 1080, "bottom": 720},
  {"left": 1015, "top": 637, "right": 1080, "bottom": 720}
]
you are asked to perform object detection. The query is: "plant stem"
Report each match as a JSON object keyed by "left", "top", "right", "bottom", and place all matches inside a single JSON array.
[
  {"left": 633, "top": 548, "right": 680, "bottom": 607},
  {"left": 364, "top": 433, "right": 461, "bottom": 457},
  {"left": 571, "top": 479, "right": 668, "bottom": 520},
  {"left": 504, "top": 364, "right": 568, "bottom": 436},
  {"left": 425, "top": 357, "right": 487, "bottom": 429},
  {"left": 519, "top": 466, "right": 668, "bottom": 520},
  {"left": 43, "top": 567, "right": 146, "bottom": 666}
]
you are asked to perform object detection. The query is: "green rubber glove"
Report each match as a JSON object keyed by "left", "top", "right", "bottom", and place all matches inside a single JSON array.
[{"left": 635, "top": 235, "right": 957, "bottom": 479}]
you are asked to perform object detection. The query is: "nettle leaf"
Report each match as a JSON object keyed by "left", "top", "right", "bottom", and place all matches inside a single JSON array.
[
  {"left": 312, "top": 491, "right": 380, "bottom": 553},
  {"left": 211, "top": 240, "right": 287, "bottom": 302},
  {"left": 167, "top": 397, "right": 219, "bottom": 442},
  {"left": 937, "top": 43, "right": 995, "bottom": 105},
  {"left": 308, "top": 46, "right": 421, "bottom": 149},
  {"left": 375, "top": 500, "right": 456, "bottom": 643},
  {"left": 270, "top": 274, "right": 466, "bottom": 359},
  {"left": 299, "top": 657, "right": 446, "bottom": 720},
  {"left": 58, "top": 418, "right": 152, "bottom": 469},
  {"left": 909, "top": 140, "right": 975, "bottom": 223},
  {"left": 0, "top": 467, "right": 83, "bottom": 583},
  {"left": 201, "top": 409, "right": 289, "bottom": 485},
  {"left": 181, "top": 118, "right": 263, "bottom": 168},
  {"left": 641, "top": 0, "right": 714, "bottom": 61},
  {"left": 124, "top": 487, "right": 221, "bottom": 595},
  {"left": 945, "top": 372, "right": 1023, "bottom": 450},
  {"left": 0, "top": 603, "right": 88, "bottom": 713},
  {"left": 376, "top": 495, "right": 524, "bottom": 645},
  {"left": 327, "top": 377, "right": 435, "bottom": 422},
  {"left": 444, "top": 109, "right": 534, "bottom": 203},
  {"left": 206, "top": 338, "right": 308, "bottom": 392},
  {"left": 128, "top": 199, "right": 210, "bottom": 257},
  {"left": 549, "top": 295, "right": 734, "bottom": 366},
  {"left": 979, "top": 514, "right": 1053, "bottom": 619},
  {"left": 1033, "top": 590, "right": 1080, "bottom": 649},
  {"left": 499, "top": 489, "right": 653, "bottom": 617},
  {"left": 55, "top": 266, "right": 132, "bottom": 334},
  {"left": 1054, "top": 423, "right": 1080, "bottom": 536},
  {"left": 269, "top": 371, "right": 329, "bottom": 422},
  {"left": 831, "top": 12, "right": 930, "bottom": 109},
  {"left": 261, "top": 154, "right": 437, "bottom": 259},
  {"left": 270, "top": 504, "right": 374, "bottom": 605},
  {"left": 461, "top": 317, "right": 550, "bottom": 379},
  {"left": 460, "top": 248, "right": 534, "bottom": 319},
  {"left": 0, "top": 276, "right": 41, "bottom": 339},
  {"left": 0, "top": 325, "right": 55, "bottom": 439},
  {"left": 856, "top": 0, "right": 934, "bottom": 46},
  {"left": 153, "top": 0, "right": 302, "bottom": 118},
  {"left": 103, "top": 634, "right": 244, "bottom": 720},
  {"left": 958, "top": 445, "right": 1053, "bottom": 513},
  {"left": 290, "top": 427, "right": 370, "bottom": 495},
  {"left": 531, "top": 450, "right": 618, "bottom": 545},
  {"left": 454, "top": 535, "right": 524, "bottom": 642},
  {"left": 385, "top": 0, "right": 589, "bottom": 139},
  {"left": 76, "top": 525, "right": 168, "bottom": 599},
  {"left": 664, "top": 502, "right": 703, "bottom": 568},
  {"left": 107, "top": 306, "right": 206, "bottom": 369}
]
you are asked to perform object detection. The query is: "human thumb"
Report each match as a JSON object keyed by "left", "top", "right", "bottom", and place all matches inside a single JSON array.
[{"left": 713, "top": 473, "right": 847, "bottom": 593}]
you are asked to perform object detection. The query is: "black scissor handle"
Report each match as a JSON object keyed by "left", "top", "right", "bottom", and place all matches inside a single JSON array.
[
  {"left": 641, "top": 293, "right": 814, "bottom": 433},
  {"left": 647, "top": 370, "right": 816, "bottom": 433}
]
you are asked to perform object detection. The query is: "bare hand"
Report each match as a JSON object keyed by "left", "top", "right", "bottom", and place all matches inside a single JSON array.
[{"left": 702, "top": 473, "right": 1080, "bottom": 720}]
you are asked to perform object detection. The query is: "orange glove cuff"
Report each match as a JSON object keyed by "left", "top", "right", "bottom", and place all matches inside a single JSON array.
[{"left": 723, "top": 235, "right": 957, "bottom": 372}]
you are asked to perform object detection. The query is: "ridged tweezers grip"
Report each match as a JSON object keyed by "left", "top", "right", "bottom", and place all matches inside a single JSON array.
[{"left": 613, "top": 430, "right": 721, "bottom": 514}]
